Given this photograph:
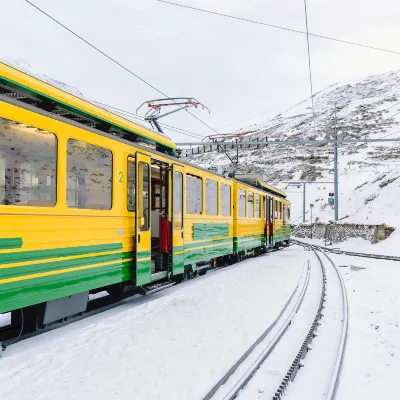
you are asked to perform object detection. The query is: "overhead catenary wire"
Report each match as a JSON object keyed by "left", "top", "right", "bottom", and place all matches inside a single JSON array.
[
  {"left": 155, "top": 0, "right": 400, "bottom": 56},
  {"left": 23, "top": 0, "right": 230, "bottom": 150},
  {"left": 303, "top": 0, "right": 316, "bottom": 135},
  {"left": 93, "top": 100, "right": 205, "bottom": 140}
]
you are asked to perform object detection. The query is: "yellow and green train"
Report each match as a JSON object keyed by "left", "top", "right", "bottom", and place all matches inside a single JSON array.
[{"left": 0, "top": 62, "right": 291, "bottom": 331}]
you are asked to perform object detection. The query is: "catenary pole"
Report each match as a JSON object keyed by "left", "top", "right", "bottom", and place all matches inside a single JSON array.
[
  {"left": 334, "top": 104, "right": 339, "bottom": 221},
  {"left": 303, "top": 182, "right": 306, "bottom": 223}
]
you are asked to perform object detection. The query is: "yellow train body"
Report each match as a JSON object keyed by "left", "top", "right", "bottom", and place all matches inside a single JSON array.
[{"left": 0, "top": 63, "right": 291, "bottom": 323}]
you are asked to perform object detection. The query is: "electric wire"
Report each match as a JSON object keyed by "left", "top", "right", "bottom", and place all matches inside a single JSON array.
[
  {"left": 155, "top": 0, "right": 400, "bottom": 56},
  {"left": 94, "top": 100, "right": 205, "bottom": 139},
  {"left": 303, "top": 0, "right": 317, "bottom": 135},
  {"left": 23, "top": 0, "right": 225, "bottom": 147}
]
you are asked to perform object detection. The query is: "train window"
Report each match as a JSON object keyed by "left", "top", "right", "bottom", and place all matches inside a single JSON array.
[
  {"left": 186, "top": 174, "right": 202, "bottom": 214},
  {"left": 248, "top": 192, "right": 254, "bottom": 218},
  {"left": 206, "top": 179, "right": 218, "bottom": 215},
  {"left": 138, "top": 162, "right": 150, "bottom": 231},
  {"left": 0, "top": 118, "right": 57, "bottom": 207},
  {"left": 127, "top": 156, "right": 135, "bottom": 211},
  {"left": 174, "top": 171, "right": 183, "bottom": 229},
  {"left": 238, "top": 189, "right": 246, "bottom": 217},
  {"left": 67, "top": 139, "right": 112, "bottom": 210},
  {"left": 274, "top": 200, "right": 278, "bottom": 219},
  {"left": 220, "top": 184, "right": 231, "bottom": 216},
  {"left": 283, "top": 204, "right": 286, "bottom": 224},
  {"left": 288, "top": 207, "right": 291, "bottom": 219},
  {"left": 255, "top": 194, "right": 260, "bottom": 218}
]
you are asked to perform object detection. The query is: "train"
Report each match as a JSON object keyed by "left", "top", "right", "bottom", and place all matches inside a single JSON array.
[{"left": 0, "top": 62, "right": 291, "bottom": 333}]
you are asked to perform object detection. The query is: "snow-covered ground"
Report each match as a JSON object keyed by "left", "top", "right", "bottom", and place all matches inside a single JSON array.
[
  {"left": 1, "top": 246, "right": 399, "bottom": 399},
  {"left": 331, "top": 252, "right": 400, "bottom": 400},
  {"left": 0, "top": 248, "right": 304, "bottom": 400}
]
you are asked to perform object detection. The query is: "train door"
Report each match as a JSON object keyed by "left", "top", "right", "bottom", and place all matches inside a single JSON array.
[
  {"left": 268, "top": 197, "right": 274, "bottom": 246},
  {"left": 172, "top": 164, "right": 185, "bottom": 278},
  {"left": 150, "top": 158, "right": 170, "bottom": 277},
  {"left": 136, "top": 153, "right": 151, "bottom": 285}
]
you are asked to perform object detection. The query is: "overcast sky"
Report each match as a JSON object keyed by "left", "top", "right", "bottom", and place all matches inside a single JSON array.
[{"left": 2, "top": 0, "right": 400, "bottom": 141}]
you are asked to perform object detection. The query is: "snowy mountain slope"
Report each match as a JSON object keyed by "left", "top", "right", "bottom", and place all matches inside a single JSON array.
[
  {"left": 187, "top": 70, "right": 400, "bottom": 226},
  {"left": 2, "top": 58, "right": 399, "bottom": 225}
]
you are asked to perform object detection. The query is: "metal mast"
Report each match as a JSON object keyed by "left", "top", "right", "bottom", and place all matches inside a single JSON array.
[{"left": 334, "top": 104, "right": 339, "bottom": 221}]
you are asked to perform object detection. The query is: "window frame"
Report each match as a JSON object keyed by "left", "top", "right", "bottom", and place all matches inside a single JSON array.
[
  {"left": 186, "top": 173, "right": 203, "bottom": 215},
  {"left": 66, "top": 138, "right": 113, "bottom": 211},
  {"left": 205, "top": 178, "right": 218, "bottom": 216},
  {"left": 138, "top": 160, "right": 150, "bottom": 231},
  {"left": 248, "top": 192, "right": 254, "bottom": 218},
  {"left": 0, "top": 119, "right": 58, "bottom": 208},
  {"left": 238, "top": 188, "right": 246, "bottom": 217},
  {"left": 220, "top": 183, "right": 231, "bottom": 217},
  {"left": 255, "top": 193, "right": 261, "bottom": 218},
  {"left": 173, "top": 171, "right": 183, "bottom": 230},
  {"left": 127, "top": 155, "right": 135, "bottom": 212}
]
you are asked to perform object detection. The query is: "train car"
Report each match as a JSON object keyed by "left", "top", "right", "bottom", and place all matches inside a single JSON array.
[{"left": 0, "top": 62, "right": 290, "bottom": 334}]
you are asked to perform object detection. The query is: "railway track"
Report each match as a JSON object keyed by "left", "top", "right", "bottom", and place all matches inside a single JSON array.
[
  {"left": 201, "top": 248, "right": 348, "bottom": 400},
  {"left": 292, "top": 238, "right": 400, "bottom": 261}
]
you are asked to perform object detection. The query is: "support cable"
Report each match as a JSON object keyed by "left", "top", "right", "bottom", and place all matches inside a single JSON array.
[
  {"left": 155, "top": 0, "right": 400, "bottom": 56},
  {"left": 23, "top": 0, "right": 234, "bottom": 160},
  {"left": 303, "top": 0, "right": 316, "bottom": 135}
]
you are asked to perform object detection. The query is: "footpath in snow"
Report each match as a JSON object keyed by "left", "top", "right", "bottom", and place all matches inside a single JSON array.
[{"left": 0, "top": 248, "right": 305, "bottom": 400}]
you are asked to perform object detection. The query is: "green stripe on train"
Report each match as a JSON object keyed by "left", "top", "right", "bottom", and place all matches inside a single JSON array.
[
  {"left": 0, "top": 237, "right": 22, "bottom": 250},
  {"left": 0, "top": 260, "right": 133, "bottom": 313},
  {"left": 193, "top": 223, "right": 229, "bottom": 241},
  {"left": 0, "top": 243, "right": 122, "bottom": 265}
]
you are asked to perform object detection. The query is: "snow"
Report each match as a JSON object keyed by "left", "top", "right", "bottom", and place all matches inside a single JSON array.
[
  {"left": 296, "top": 228, "right": 400, "bottom": 257},
  {"left": 0, "top": 248, "right": 304, "bottom": 400},
  {"left": 0, "top": 312, "right": 11, "bottom": 327},
  {"left": 0, "top": 58, "right": 172, "bottom": 140},
  {"left": 237, "top": 252, "right": 324, "bottom": 399},
  {"left": 186, "top": 69, "right": 400, "bottom": 227},
  {"left": 286, "top": 251, "right": 345, "bottom": 400},
  {"left": 330, "top": 253, "right": 400, "bottom": 400}
]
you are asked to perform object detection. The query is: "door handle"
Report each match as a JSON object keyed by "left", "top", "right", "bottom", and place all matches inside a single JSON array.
[{"left": 138, "top": 234, "right": 141, "bottom": 243}]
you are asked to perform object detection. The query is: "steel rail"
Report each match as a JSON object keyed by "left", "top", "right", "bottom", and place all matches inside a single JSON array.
[
  {"left": 292, "top": 238, "right": 400, "bottom": 261},
  {"left": 202, "top": 262, "right": 311, "bottom": 400},
  {"left": 323, "top": 252, "right": 348, "bottom": 400},
  {"left": 273, "top": 249, "right": 347, "bottom": 399},
  {"left": 272, "top": 251, "right": 326, "bottom": 399}
]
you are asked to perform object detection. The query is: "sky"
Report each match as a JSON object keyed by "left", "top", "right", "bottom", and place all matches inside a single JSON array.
[{"left": 2, "top": 0, "right": 400, "bottom": 142}]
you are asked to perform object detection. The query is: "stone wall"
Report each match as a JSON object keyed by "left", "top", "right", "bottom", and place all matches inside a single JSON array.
[{"left": 292, "top": 223, "right": 395, "bottom": 244}]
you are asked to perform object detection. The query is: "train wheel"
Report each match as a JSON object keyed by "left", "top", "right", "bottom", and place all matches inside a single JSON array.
[
  {"left": 106, "top": 282, "right": 127, "bottom": 298},
  {"left": 172, "top": 273, "right": 184, "bottom": 284}
]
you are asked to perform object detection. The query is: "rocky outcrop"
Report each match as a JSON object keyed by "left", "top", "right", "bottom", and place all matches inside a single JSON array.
[{"left": 292, "top": 223, "right": 395, "bottom": 244}]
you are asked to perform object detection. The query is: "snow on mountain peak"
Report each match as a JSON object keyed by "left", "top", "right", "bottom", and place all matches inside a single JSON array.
[{"left": 186, "top": 71, "right": 400, "bottom": 226}]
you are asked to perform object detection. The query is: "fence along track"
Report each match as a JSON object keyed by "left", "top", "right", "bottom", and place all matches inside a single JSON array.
[
  {"left": 202, "top": 262, "right": 310, "bottom": 400},
  {"left": 292, "top": 238, "right": 400, "bottom": 262},
  {"left": 273, "top": 249, "right": 348, "bottom": 400}
]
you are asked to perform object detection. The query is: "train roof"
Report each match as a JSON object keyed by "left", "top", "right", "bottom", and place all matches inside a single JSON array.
[
  {"left": 234, "top": 173, "right": 287, "bottom": 199},
  {"left": 0, "top": 62, "right": 176, "bottom": 154}
]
